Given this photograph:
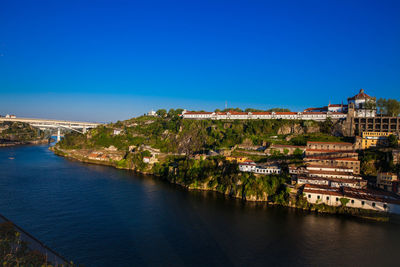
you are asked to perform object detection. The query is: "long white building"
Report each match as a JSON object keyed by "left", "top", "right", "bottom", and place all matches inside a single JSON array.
[{"left": 181, "top": 110, "right": 346, "bottom": 121}]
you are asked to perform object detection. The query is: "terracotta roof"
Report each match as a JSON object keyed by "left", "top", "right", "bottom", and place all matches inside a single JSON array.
[
  {"left": 305, "top": 157, "right": 360, "bottom": 162},
  {"left": 304, "top": 112, "right": 328, "bottom": 115},
  {"left": 308, "top": 170, "right": 357, "bottom": 176},
  {"left": 306, "top": 164, "right": 353, "bottom": 170},
  {"left": 307, "top": 141, "right": 353, "bottom": 145},
  {"left": 347, "top": 89, "right": 373, "bottom": 101},
  {"left": 299, "top": 176, "right": 364, "bottom": 184},
  {"left": 251, "top": 112, "right": 272, "bottom": 115},
  {"left": 306, "top": 149, "right": 356, "bottom": 153},
  {"left": 303, "top": 107, "right": 327, "bottom": 112}
]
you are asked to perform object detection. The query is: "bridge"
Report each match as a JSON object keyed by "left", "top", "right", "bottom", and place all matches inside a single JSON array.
[{"left": 0, "top": 117, "right": 102, "bottom": 141}]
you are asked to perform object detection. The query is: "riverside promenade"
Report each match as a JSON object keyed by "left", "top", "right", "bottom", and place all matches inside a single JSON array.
[{"left": 0, "top": 214, "right": 71, "bottom": 266}]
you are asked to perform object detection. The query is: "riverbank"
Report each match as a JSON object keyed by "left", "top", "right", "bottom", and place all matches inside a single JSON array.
[
  {"left": 0, "top": 138, "right": 50, "bottom": 147},
  {"left": 50, "top": 146, "right": 390, "bottom": 221}
]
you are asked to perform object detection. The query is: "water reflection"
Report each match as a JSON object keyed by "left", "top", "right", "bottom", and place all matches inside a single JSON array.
[{"left": 1, "top": 144, "right": 400, "bottom": 266}]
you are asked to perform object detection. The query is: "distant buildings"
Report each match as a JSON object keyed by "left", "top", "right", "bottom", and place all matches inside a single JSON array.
[
  {"left": 181, "top": 110, "right": 345, "bottom": 121},
  {"left": 361, "top": 131, "right": 398, "bottom": 149},
  {"left": 179, "top": 89, "right": 400, "bottom": 137},
  {"left": 147, "top": 110, "right": 157, "bottom": 116},
  {"left": 238, "top": 161, "right": 281, "bottom": 175},
  {"left": 5, "top": 114, "right": 16, "bottom": 118}
]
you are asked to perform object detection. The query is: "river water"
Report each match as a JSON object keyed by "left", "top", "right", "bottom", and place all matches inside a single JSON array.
[{"left": 1, "top": 144, "right": 399, "bottom": 266}]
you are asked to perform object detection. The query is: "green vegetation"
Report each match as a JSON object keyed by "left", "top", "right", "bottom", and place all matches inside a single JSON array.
[
  {"left": 153, "top": 156, "right": 290, "bottom": 202},
  {"left": 359, "top": 149, "right": 399, "bottom": 177},
  {"left": 388, "top": 134, "right": 398, "bottom": 148},
  {"left": 377, "top": 98, "right": 400, "bottom": 116},
  {"left": 58, "top": 115, "right": 344, "bottom": 154},
  {"left": 55, "top": 112, "right": 350, "bottom": 203},
  {"left": 0, "top": 222, "right": 50, "bottom": 266},
  {"left": 0, "top": 121, "right": 44, "bottom": 142}
]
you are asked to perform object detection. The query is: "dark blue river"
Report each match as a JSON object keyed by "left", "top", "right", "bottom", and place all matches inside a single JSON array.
[{"left": 1, "top": 144, "right": 400, "bottom": 266}]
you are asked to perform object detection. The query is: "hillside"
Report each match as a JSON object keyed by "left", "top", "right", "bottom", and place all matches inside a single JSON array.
[
  {"left": 0, "top": 121, "right": 47, "bottom": 146},
  {"left": 52, "top": 115, "right": 352, "bottom": 202}
]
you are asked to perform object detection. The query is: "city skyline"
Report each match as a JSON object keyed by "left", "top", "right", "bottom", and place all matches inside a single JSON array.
[{"left": 1, "top": 0, "right": 400, "bottom": 122}]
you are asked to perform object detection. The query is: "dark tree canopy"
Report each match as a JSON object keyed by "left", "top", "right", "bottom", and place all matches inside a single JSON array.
[{"left": 377, "top": 98, "right": 400, "bottom": 116}]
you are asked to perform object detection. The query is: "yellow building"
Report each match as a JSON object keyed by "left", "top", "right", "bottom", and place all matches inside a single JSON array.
[
  {"left": 225, "top": 156, "right": 248, "bottom": 163},
  {"left": 361, "top": 132, "right": 398, "bottom": 149}
]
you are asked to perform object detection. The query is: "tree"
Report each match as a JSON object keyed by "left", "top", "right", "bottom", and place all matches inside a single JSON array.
[
  {"left": 156, "top": 109, "right": 167, "bottom": 117},
  {"left": 339, "top": 197, "right": 350, "bottom": 207},
  {"left": 320, "top": 117, "right": 333, "bottom": 134},
  {"left": 266, "top": 108, "right": 291, "bottom": 112},
  {"left": 388, "top": 134, "right": 398, "bottom": 148},
  {"left": 376, "top": 98, "right": 400, "bottom": 116}
]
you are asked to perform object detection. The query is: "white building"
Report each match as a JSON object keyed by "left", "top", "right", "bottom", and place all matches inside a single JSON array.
[
  {"left": 147, "top": 110, "right": 157, "bottom": 116},
  {"left": 303, "top": 184, "right": 400, "bottom": 214},
  {"left": 181, "top": 110, "right": 346, "bottom": 121},
  {"left": 239, "top": 162, "right": 281, "bottom": 174}
]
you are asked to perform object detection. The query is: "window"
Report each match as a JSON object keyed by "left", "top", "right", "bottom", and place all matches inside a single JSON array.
[
  {"left": 383, "top": 204, "right": 387, "bottom": 209},
  {"left": 308, "top": 194, "right": 311, "bottom": 198},
  {"left": 326, "top": 196, "right": 330, "bottom": 200},
  {"left": 317, "top": 195, "right": 320, "bottom": 200},
  {"left": 336, "top": 197, "right": 339, "bottom": 201},
  {"left": 351, "top": 200, "right": 354, "bottom": 204},
  {"left": 361, "top": 201, "right": 365, "bottom": 205},
  {"left": 372, "top": 202, "right": 376, "bottom": 207}
]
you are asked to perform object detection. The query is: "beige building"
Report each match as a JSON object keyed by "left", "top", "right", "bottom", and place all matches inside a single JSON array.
[
  {"left": 305, "top": 157, "right": 360, "bottom": 174},
  {"left": 306, "top": 141, "right": 354, "bottom": 151},
  {"left": 377, "top": 172, "right": 399, "bottom": 193},
  {"left": 305, "top": 149, "right": 358, "bottom": 159}
]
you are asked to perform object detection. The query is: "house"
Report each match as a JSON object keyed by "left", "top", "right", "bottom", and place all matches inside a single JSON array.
[
  {"left": 147, "top": 110, "right": 157, "bottom": 116},
  {"left": 113, "top": 129, "right": 123, "bottom": 135},
  {"left": 143, "top": 156, "right": 158, "bottom": 164},
  {"left": 306, "top": 141, "right": 355, "bottom": 151},
  {"left": 238, "top": 161, "right": 257, "bottom": 172},
  {"left": 254, "top": 164, "right": 281, "bottom": 175},
  {"left": 377, "top": 172, "right": 399, "bottom": 194},
  {"left": 347, "top": 89, "right": 376, "bottom": 117},
  {"left": 5, "top": 114, "right": 16, "bottom": 118},
  {"left": 297, "top": 176, "right": 366, "bottom": 189},
  {"left": 303, "top": 184, "right": 400, "bottom": 214},
  {"left": 238, "top": 161, "right": 281, "bottom": 174},
  {"left": 304, "top": 157, "right": 361, "bottom": 174},
  {"left": 88, "top": 152, "right": 108, "bottom": 161}
]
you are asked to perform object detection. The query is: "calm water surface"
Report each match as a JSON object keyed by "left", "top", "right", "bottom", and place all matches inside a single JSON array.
[{"left": 1, "top": 144, "right": 399, "bottom": 266}]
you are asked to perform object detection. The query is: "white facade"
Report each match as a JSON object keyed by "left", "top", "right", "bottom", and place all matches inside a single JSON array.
[
  {"left": 303, "top": 185, "right": 400, "bottom": 214},
  {"left": 239, "top": 162, "right": 281, "bottom": 174},
  {"left": 181, "top": 110, "right": 346, "bottom": 121}
]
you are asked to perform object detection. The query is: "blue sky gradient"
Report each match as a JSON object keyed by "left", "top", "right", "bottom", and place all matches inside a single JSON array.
[{"left": 1, "top": 0, "right": 399, "bottom": 122}]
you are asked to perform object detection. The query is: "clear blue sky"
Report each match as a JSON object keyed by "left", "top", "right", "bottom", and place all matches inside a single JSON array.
[{"left": 1, "top": 0, "right": 399, "bottom": 122}]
